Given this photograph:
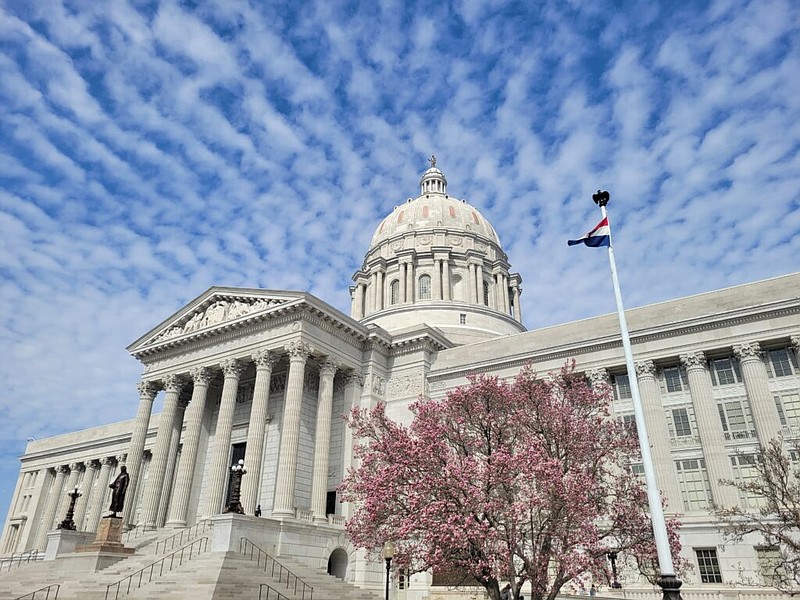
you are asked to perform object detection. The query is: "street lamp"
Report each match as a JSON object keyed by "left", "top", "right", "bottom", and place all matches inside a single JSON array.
[
  {"left": 383, "top": 541, "right": 395, "bottom": 600},
  {"left": 58, "top": 487, "right": 82, "bottom": 531},
  {"left": 606, "top": 551, "right": 622, "bottom": 589},
  {"left": 224, "top": 459, "right": 247, "bottom": 514}
]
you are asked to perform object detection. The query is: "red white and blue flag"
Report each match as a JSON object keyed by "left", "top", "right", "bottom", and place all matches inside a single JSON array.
[{"left": 568, "top": 216, "right": 610, "bottom": 247}]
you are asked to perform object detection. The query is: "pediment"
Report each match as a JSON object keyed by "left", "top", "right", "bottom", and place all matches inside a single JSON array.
[{"left": 129, "top": 287, "right": 305, "bottom": 354}]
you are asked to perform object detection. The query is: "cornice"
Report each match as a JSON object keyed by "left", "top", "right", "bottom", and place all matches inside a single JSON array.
[{"left": 429, "top": 300, "right": 800, "bottom": 381}]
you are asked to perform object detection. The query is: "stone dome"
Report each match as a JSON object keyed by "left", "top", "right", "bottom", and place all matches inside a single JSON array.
[
  {"left": 370, "top": 166, "right": 501, "bottom": 247},
  {"left": 351, "top": 158, "right": 525, "bottom": 346}
]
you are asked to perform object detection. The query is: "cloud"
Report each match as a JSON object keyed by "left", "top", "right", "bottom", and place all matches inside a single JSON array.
[{"left": 0, "top": 0, "right": 798, "bottom": 529}]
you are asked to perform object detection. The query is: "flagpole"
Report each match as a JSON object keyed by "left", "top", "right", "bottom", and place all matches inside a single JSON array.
[{"left": 592, "top": 191, "right": 681, "bottom": 600}]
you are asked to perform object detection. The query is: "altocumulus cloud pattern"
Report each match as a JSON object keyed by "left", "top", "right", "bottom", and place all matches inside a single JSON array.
[{"left": 0, "top": 0, "right": 798, "bottom": 526}]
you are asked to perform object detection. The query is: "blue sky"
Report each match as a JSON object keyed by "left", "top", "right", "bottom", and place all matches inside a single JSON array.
[{"left": 0, "top": 0, "right": 798, "bottom": 532}]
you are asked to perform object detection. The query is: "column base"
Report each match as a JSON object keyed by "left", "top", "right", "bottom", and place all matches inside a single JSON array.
[{"left": 270, "top": 509, "right": 294, "bottom": 519}]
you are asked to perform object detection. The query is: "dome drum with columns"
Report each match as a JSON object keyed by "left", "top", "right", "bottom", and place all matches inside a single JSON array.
[{"left": 351, "top": 158, "right": 526, "bottom": 345}]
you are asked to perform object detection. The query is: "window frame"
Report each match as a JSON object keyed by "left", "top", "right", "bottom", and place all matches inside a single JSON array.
[{"left": 695, "top": 548, "right": 723, "bottom": 583}]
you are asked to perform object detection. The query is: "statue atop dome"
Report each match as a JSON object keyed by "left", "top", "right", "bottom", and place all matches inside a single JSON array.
[{"left": 428, "top": 154, "right": 437, "bottom": 168}]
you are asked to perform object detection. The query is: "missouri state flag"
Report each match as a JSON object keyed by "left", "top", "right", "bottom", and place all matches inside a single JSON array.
[{"left": 567, "top": 216, "right": 610, "bottom": 247}]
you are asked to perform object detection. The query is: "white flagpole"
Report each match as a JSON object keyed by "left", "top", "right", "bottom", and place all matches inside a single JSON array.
[{"left": 593, "top": 191, "right": 681, "bottom": 599}]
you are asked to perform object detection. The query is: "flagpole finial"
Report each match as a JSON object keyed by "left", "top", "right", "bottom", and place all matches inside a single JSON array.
[
  {"left": 592, "top": 190, "right": 610, "bottom": 206},
  {"left": 592, "top": 190, "right": 610, "bottom": 207}
]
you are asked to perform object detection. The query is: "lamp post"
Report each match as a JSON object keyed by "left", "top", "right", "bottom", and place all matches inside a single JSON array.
[
  {"left": 606, "top": 551, "right": 622, "bottom": 589},
  {"left": 224, "top": 459, "right": 247, "bottom": 514},
  {"left": 383, "top": 541, "right": 395, "bottom": 600},
  {"left": 58, "top": 487, "right": 81, "bottom": 531}
]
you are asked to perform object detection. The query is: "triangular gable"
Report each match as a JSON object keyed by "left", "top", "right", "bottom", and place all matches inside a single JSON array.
[{"left": 128, "top": 287, "right": 305, "bottom": 354}]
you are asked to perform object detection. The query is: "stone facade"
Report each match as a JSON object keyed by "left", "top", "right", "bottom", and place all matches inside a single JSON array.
[{"left": 2, "top": 164, "right": 799, "bottom": 599}]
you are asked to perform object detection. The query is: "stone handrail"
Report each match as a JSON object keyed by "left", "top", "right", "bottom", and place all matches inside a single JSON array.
[
  {"left": 14, "top": 583, "right": 59, "bottom": 599},
  {"left": 259, "top": 583, "right": 291, "bottom": 600},
  {"left": 154, "top": 518, "right": 212, "bottom": 555},
  {"left": 1, "top": 550, "right": 41, "bottom": 573},
  {"left": 105, "top": 537, "right": 209, "bottom": 600},
  {"left": 238, "top": 538, "right": 313, "bottom": 600}
]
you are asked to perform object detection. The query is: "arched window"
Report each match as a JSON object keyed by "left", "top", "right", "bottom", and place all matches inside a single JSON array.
[
  {"left": 483, "top": 281, "right": 490, "bottom": 306},
  {"left": 418, "top": 275, "right": 431, "bottom": 300},
  {"left": 390, "top": 280, "right": 400, "bottom": 305}
]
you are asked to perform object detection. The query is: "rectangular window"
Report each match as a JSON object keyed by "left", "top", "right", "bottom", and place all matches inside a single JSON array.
[
  {"left": 730, "top": 455, "right": 765, "bottom": 509},
  {"left": 459, "top": 313, "right": 466, "bottom": 325},
  {"left": 711, "top": 357, "right": 741, "bottom": 386},
  {"left": 695, "top": 548, "right": 723, "bottom": 583},
  {"left": 676, "top": 459, "right": 713, "bottom": 510},
  {"left": 630, "top": 463, "right": 645, "bottom": 479},
  {"left": 612, "top": 374, "right": 632, "bottom": 401},
  {"left": 757, "top": 547, "right": 784, "bottom": 587},
  {"left": 672, "top": 408, "right": 692, "bottom": 437},
  {"left": 775, "top": 393, "right": 800, "bottom": 429},
  {"left": 621, "top": 414, "right": 637, "bottom": 436},
  {"left": 768, "top": 348, "right": 796, "bottom": 378},
  {"left": 663, "top": 366, "right": 684, "bottom": 393},
  {"left": 718, "top": 399, "right": 755, "bottom": 440}
]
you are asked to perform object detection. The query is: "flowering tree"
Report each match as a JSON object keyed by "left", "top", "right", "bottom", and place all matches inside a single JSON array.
[
  {"left": 340, "top": 363, "right": 684, "bottom": 600},
  {"left": 715, "top": 436, "right": 800, "bottom": 593}
]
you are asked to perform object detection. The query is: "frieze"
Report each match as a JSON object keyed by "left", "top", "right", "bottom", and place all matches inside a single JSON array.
[
  {"left": 447, "top": 237, "right": 463, "bottom": 246},
  {"left": 236, "top": 382, "right": 255, "bottom": 404},
  {"left": 419, "top": 236, "right": 432, "bottom": 246},
  {"left": 387, "top": 373, "right": 424, "bottom": 399},
  {"left": 427, "top": 380, "right": 447, "bottom": 391},
  {"left": 269, "top": 373, "right": 287, "bottom": 394},
  {"left": 149, "top": 297, "right": 287, "bottom": 345}
]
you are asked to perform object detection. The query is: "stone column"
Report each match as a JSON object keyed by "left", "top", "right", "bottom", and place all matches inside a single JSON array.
[
  {"left": 86, "top": 457, "right": 115, "bottom": 532},
  {"left": 368, "top": 271, "right": 378, "bottom": 313},
  {"left": 203, "top": 359, "right": 245, "bottom": 517},
  {"left": 376, "top": 270, "right": 384, "bottom": 311},
  {"left": 513, "top": 285, "right": 522, "bottom": 323},
  {"left": 242, "top": 350, "right": 278, "bottom": 514},
  {"left": 475, "top": 264, "right": 484, "bottom": 305},
  {"left": 157, "top": 397, "right": 187, "bottom": 528},
  {"left": 33, "top": 467, "right": 65, "bottom": 550},
  {"left": 635, "top": 361, "right": 683, "bottom": 511},
  {"left": 140, "top": 374, "right": 185, "bottom": 530},
  {"left": 792, "top": 335, "right": 800, "bottom": 366},
  {"left": 166, "top": 367, "right": 212, "bottom": 527},
  {"left": 442, "top": 258, "right": 451, "bottom": 300},
  {"left": 123, "top": 381, "right": 159, "bottom": 526},
  {"left": 355, "top": 284, "right": 365, "bottom": 319},
  {"left": 311, "top": 358, "right": 339, "bottom": 522},
  {"left": 73, "top": 460, "right": 99, "bottom": 531},
  {"left": 467, "top": 264, "right": 476, "bottom": 303},
  {"left": 406, "top": 261, "right": 414, "bottom": 303},
  {"left": 680, "top": 352, "right": 739, "bottom": 508},
  {"left": 734, "top": 342, "right": 783, "bottom": 444},
  {"left": 501, "top": 274, "right": 510, "bottom": 314},
  {"left": 273, "top": 341, "right": 312, "bottom": 517},
  {"left": 397, "top": 263, "right": 405, "bottom": 303},
  {"left": 433, "top": 259, "right": 442, "bottom": 300},
  {"left": 341, "top": 371, "right": 365, "bottom": 520}
]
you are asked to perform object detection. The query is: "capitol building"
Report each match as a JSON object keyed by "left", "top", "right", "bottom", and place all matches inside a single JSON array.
[{"left": 1, "top": 163, "right": 798, "bottom": 599}]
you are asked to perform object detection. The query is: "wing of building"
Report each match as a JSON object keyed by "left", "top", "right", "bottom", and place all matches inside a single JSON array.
[{"left": 2, "top": 163, "right": 799, "bottom": 600}]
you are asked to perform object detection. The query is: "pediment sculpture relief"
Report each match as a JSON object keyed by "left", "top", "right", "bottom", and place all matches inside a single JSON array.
[{"left": 150, "top": 297, "right": 284, "bottom": 344}]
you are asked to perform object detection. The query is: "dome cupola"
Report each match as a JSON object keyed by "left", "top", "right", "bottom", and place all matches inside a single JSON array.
[{"left": 351, "top": 158, "right": 525, "bottom": 346}]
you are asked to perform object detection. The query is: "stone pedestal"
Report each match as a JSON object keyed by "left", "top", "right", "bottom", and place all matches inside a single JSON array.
[
  {"left": 44, "top": 528, "right": 96, "bottom": 561},
  {"left": 76, "top": 516, "right": 134, "bottom": 555}
]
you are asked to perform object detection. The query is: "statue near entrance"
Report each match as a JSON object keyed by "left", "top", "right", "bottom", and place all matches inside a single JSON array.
[{"left": 108, "top": 465, "right": 129, "bottom": 517}]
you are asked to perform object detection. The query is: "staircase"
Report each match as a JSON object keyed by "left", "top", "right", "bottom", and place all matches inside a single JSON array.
[{"left": 0, "top": 523, "right": 384, "bottom": 600}]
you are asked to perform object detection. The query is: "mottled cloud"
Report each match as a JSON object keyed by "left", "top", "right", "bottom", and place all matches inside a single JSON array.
[{"left": 0, "top": 0, "right": 798, "bottom": 525}]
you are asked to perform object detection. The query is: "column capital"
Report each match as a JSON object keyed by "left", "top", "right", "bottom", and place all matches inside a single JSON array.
[
  {"left": 163, "top": 374, "right": 186, "bottom": 393},
  {"left": 680, "top": 351, "right": 707, "bottom": 370},
  {"left": 253, "top": 350, "right": 279, "bottom": 369},
  {"left": 733, "top": 342, "right": 762, "bottom": 361},
  {"left": 635, "top": 360, "right": 657, "bottom": 378},
  {"left": 191, "top": 366, "right": 213, "bottom": 385},
  {"left": 116, "top": 454, "right": 127, "bottom": 464},
  {"left": 137, "top": 380, "right": 159, "bottom": 400},
  {"left": 790, "top": 335, "right": 800, "bottom": 351},
  {"left": 345, "top": 370, "right": 365, "bottom": 388},
  {"left": 86, "top": 459, "right": 101, "bottom": 471},
  {"left": 220, "top": 358, "right": 245, "bottom": 378},
  {"left": 319, "top": 357, "right": 340, "bottom": 377},
  {"left": 56, "top": 465, "right": 70, "bottom": 475},
  {"left": 286, "top": 340, "right": 313, "bottom": 361},
  {"left": 102, "top": 456, "right": 116, "bottom": 467},
  {"left": 69, "top": 462, "right": 83, "bottom": 473},
  {"left": 587, "top": 368, "right": 609, "bottom": 387}
]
